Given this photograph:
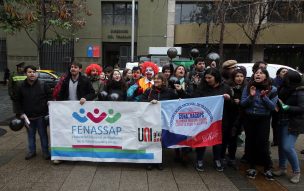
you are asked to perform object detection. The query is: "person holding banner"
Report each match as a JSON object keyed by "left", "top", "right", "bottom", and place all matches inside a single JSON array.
[
  {"left": 175, "top": 68, "right": 232, "bottom": 172},
  {"left": 55, "top": 62, "right": 95, "bottom": 164},
  {"left": 99, "top": 69, "right": 127, "bottom": 101},
  {"left": 241, "top": 68, "right": 278, "bottom": 180},
  {"left": 142, "top": 73, "right": 178, "bottom": 170}
]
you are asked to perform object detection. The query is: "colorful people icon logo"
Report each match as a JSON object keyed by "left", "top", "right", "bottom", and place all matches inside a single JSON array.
[
  {"left": 87, "top": 108, "right": 107, "bottom": 123},
  {"left": 72, "top": 108, "right": 88, "bottom": 123},
  {"left": 105, "top": 109, "right": 121, "bottom": 123}
]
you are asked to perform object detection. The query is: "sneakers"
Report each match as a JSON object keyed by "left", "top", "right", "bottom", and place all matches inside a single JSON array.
[
  {"left": 246, "top": 169, "right": 257, "bottom": 179},
  {"left": 52, "top": 160, "right": 62, "bottom": 164},
  {"left": 273, "top": 169, "right": 287, "bottom": 177},
  {"left": 25, "top": 152, "right": 36, "bottom": 160},
  {"left": 290, "top": 173, "right": 300, "bottom": 184},
  {"left": 196, "top": 160, "right": 204, "bottom": 172},
  {"left": 264, "top": 170, "right": 275, "bottom": 181},
  {"left": 214, "top": 160, "right": 224, "bottom": 172}
]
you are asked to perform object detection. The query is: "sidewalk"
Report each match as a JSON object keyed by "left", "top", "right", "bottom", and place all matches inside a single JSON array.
[
  {"left": 0, "top": 85, "right": 303, "bottom": 191},
  {"left": 0, "top": 125, "right": 303, "bottom": 191}
]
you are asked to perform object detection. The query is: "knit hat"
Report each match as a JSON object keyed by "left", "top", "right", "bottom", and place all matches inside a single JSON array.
[{"left": 222, "top": 60, "right": 237, "bottom": 69}]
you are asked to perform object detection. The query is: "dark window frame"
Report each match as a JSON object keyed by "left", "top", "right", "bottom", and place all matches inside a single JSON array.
[{"left": 102, "top": 2, "right": 138, "bottom": 26}]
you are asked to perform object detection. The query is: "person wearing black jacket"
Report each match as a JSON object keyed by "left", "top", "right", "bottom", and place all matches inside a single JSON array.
[
  {"left": 273, "top": 70, "right": 304, "bottom": 184},
  {"left": 99, "top": 69, "right": 127, "bottom": 101},
  {"left": 176, "top": 68, "right": 232, "bottom": 172},
  {"left": 141, "top": 73, "right": 178, "bottom": 170},
  {"left": 58, "top": 62, "right": 95, "bottom": 102},
  {"left": 55, "top": 62, "right": 95, "bottom": 164},
  {"left": 15, "top": 65, "right": 52, "bottom": 160}
]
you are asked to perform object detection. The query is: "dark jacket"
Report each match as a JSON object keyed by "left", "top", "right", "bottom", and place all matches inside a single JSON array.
[
  {"left": 15, "top": 79, "right": 52, "bottom": 118},
  {"left": 281, "top": 86, "right": 304, "bottom": 134},
  {"left": 141, "top": 86, "right": 178, "bottom": 102},
  {"left": 100, "top": 80, "right": 127, "bottom": 101},
  {"left": 58, "top": 73, "right": 96, "bottom": 101}
]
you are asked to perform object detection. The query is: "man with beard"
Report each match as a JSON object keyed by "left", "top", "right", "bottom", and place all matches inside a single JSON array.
[
  {"left": 15, "top": 65, "right": 52, "bottom": 160},
  {"left": 55, "top": 62, "right": 95, "bottom": 164}
]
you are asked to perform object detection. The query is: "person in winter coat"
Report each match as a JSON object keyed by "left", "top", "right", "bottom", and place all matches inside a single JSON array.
[
  {"left": 15, "top": 65, "right": 52, "bottom": 160},
  {"left": 99, "top": 70, "right": 127, "bottom": 101},
  {"left": 85, "top": 63, "right": 105, "bottom": 99},
  {"left": 188, "top": 57, "right": 206, "bottom": 91},
  {"left": 271, "top": 67, "right": 288, "bottom": 146},
  {"left": 273, "top": 70, "right": 304, "bottom": 184},
  {"left": 241, "top": 68, "right": 278, "bottom": 180},
  {"left": 141, "top": 73, "right": 178, "bottom": 170},
  {"left": 222, "top": 68, "right": 247, "bottom": 169},
  {"left": 176, "top": 68, "right": 232, "bottom": 172}
]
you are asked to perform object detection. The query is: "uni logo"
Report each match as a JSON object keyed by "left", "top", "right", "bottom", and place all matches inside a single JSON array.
[
  {"left": 138, "top": 127, "right": 161, "bottom": 142},
  {"left": 72, "top": 108, "right": 121, "bottom": 124}
]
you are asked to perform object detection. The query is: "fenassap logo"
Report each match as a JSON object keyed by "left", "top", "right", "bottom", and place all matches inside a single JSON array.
[{"left": 72, "top": 108, "right": 121, "bottom": 124}]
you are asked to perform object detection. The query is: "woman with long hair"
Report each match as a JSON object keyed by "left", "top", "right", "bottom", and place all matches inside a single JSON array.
[
  {"left": 99, "top": 69, "right": 127, "bottom": 101},
  {"left": 273, "top": 70, "right": 304, "bottom": 184},
  {"left": 141, "top": 73, "right": 178, "bottom": 170},
  {"left": 176, "top": 68, "right": 232, "bottom": 172},
  {"left": 241, "top": 68, "right": 278, "bottom": 180}
]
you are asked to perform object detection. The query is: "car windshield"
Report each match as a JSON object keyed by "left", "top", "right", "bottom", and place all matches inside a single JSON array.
[{"left": 50, "top": 71, "right": 60, "bottom": 78}]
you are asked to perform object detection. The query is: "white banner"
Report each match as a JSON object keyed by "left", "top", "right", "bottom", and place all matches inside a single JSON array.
[{"left": 49, "top": 101, "right": 162, "bottom": 163}]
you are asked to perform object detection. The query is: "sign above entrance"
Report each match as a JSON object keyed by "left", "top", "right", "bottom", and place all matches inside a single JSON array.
[
  {"left": 87, "top": 45, "right": 100, "bottom": 58},
  {"left": 103, "top": 27, "right": 134, "bottom": 42}
]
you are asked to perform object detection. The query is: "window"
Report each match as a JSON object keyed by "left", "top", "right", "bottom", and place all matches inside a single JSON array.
[
  {"left": 39, "top": 72, "right": 53, "bottom": 80},
  {"left": 102, "top": 2, "right": 138, "bottom": 26}
]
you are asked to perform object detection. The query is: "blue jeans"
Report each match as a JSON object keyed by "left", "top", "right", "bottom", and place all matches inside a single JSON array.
[
  {"left": 27, "top": 117, "right": 49, "bottom": 155},
  {"left": 278, "top": 119, "right": 300, "bottom": 173}
]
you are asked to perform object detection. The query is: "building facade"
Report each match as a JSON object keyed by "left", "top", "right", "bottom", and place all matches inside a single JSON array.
[{"left": 0, "top": 0, "right": 304, "bottom": 79}]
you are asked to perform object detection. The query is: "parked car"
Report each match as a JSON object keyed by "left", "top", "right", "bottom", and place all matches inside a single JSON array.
[
  {"left": 237, "top": 63, "right": 300, "bottom": 79},
  {"left": 37, "top": 70, "right": 60, "bottom": 90}
]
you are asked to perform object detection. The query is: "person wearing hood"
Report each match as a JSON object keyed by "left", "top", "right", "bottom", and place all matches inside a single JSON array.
[{"left": 273, "top": 70, "right": 304, "bottom": 184}]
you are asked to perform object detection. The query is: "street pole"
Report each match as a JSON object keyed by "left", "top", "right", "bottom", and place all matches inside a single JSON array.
[{"left": 131, "top": 0, "right": 135, "bottom": 62}]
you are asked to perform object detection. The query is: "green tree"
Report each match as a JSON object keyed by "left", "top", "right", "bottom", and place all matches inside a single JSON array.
[{"left": 0, "top": 0, "right": 92, "bottom": 65}]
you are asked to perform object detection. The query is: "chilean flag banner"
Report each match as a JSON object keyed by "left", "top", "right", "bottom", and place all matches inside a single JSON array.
[{"left": 161, "top": 96, "right": 224, "bottom": 148}]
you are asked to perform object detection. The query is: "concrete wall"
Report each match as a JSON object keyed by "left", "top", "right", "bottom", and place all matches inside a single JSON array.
[
  {"left": 137, "top": 0, "right": 168, "bottom": 56},
  {"left": 74, "top": 0, "right": 102, "bottom": 69}
]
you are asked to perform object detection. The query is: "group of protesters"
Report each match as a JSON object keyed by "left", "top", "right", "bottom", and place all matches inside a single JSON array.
[{"left": 9, "top": 56, "right": 304, "bottom": 184}]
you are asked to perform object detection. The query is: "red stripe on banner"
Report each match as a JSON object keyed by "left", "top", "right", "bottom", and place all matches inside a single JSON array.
[
  {"left": 72, "top": 145, "right": 122, "bottom": 149},
  {"left": 177, "top": 120, "right": 222, "bottom": 148}
]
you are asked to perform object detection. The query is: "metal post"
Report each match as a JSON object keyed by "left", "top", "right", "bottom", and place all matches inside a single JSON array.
[{"left": 131, "top": 0, "right": 135, "bottom": 62}]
